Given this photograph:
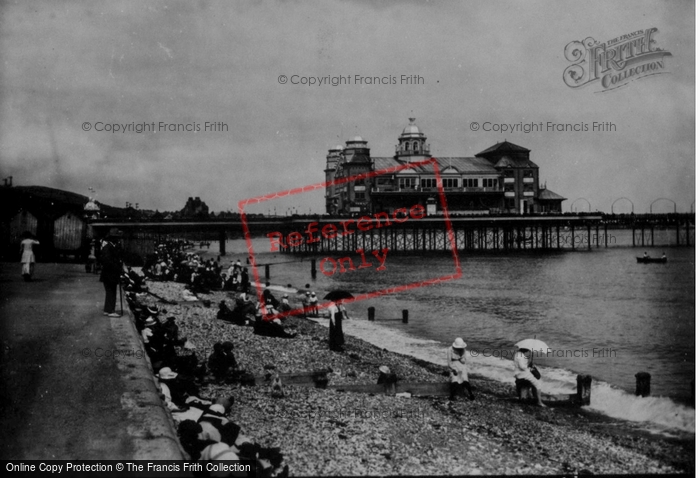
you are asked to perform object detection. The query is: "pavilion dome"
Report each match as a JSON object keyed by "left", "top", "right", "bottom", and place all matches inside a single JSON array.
[
  {"left": 399, "top": 118, "right": 425, "bottom": 138},
  {"left": 84, "top": 199, "right": 100, "bottom": 212}
]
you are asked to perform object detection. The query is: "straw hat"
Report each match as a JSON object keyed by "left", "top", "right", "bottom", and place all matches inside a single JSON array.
[
  {"left": 158, "top": 367, "right": 178, "bottom": 380},
  {"left": 452, "top": 337, "right": 467, "bottom": 349}
]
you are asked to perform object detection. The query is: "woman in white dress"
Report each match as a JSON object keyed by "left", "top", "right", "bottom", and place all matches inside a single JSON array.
[{"left": 20, "top": 231, "right": 40, "bottom": 281}]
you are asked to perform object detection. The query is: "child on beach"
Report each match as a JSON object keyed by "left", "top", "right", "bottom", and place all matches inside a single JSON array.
[
  {"left": 447, "top": 338, "right": 476, "bottom": 400},
  {"left": 19, "top": 231, "right": 40, "bottom": 281},
  {"left": 309, "top": 292, "right": 319, "bottom": 316}
]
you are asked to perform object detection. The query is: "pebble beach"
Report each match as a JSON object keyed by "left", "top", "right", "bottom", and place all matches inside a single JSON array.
[{"left": 139, "top": 279, "right": 693, "bottom": 476}]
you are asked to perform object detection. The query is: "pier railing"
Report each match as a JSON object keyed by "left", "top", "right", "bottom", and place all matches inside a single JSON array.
[{"left": 88, "top": 213, "right": 694, "bottom": 258}]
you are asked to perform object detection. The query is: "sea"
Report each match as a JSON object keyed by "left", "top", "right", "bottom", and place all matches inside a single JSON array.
[{"left": 207, "top": 230, "right": 695, "bottom": 437}]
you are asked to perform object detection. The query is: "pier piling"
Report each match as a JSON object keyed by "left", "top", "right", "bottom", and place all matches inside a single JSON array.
[
  {"left": 402, "top": 309, "right": 409, "bottom": 324},
  {"left": 368, "top": 307, "right": 375, "bottom": 321}
]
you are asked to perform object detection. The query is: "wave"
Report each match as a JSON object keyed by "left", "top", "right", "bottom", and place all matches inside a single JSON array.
[{"left": 315, "top": 316, "right": 695, "bottom": 436}]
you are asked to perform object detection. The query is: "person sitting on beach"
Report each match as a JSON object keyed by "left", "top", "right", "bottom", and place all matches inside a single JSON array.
[
  {"left": 157, "top": 367, "right": 200, "bottom": 409},
  {"left": 198, "top": 398, "right": 242, "bottom": 446},
  {"left": 513, "top": 348, "right": 546, "bottom": 407},
  {"left": 264, "top": 299, "right": 278, "bottom": 317},
  {"left": 447, "top": 338, "right": 475, "bottom": 401},
  {"left": 377, "top": 365, "right": 398, "bottom": 385},
  {"left": 141, "top": 317, "right": 158, "bottom": 345},
  {"left": 253, "top": 316, "right": 297, "bottom": 339},
  {"left": 217, "top": 300, "right": 241, "bottom": 324},
  {"left": 178, "top": 420, "right": 215, "bottom": 461},
  {"left": 240, "top": 267, "right": 250, "bottom": 291},
  {"left": 163, "top": 316, "right": 186, "bottom": 347},
  {"left": 207, "top": 342, "right": 239, "bottom": 382},
  {"left": 643, "top": 251, "right": 649, "bottom": 258},
  {"left": 279, "top": 294, "right": 291, "bottom": 312}
]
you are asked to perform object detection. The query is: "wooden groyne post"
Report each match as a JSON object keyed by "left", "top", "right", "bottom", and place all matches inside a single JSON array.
[
  {"left": 218, "top": 229, "right": 226, "bottom": 256},
  {"left": 635, "top": 372, "right": 651, "bottom": 397},
  {"left": 368, "top": 307, "right": 375, "bottom": 321},
  {"left": 575, "top": 374, "right": 592, "bottom": 406},
  {"left": 402, "top": 309, "right": 409, "bottom": 324}
]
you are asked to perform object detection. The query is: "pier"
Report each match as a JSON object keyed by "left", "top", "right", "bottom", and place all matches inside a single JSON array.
[{"left": 84, "top": 213, "right": 694, "bottom": 261}]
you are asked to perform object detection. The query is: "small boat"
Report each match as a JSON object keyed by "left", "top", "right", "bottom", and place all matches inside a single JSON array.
[{"left": 636, "top": 256, "right": 667, "bottom": 264}]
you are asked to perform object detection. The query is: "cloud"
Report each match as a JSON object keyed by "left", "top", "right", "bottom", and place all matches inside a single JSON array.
[{"left": 0, "top": 0, "right": 693, "bottom": 213}]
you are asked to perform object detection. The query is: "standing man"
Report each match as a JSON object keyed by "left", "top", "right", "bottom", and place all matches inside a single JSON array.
[{"left": 99, "top": 232, "right": 123, "bottom": 317}]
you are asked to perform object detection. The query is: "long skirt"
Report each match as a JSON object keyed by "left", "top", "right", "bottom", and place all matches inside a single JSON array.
[
  {"left": 329, "top": 312, "right": 345, "bottom": 350},
  {"left": 21, "top": 262, "right": 34, "bottom": 277}
]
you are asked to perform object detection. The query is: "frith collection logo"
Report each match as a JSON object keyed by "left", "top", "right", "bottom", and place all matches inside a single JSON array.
[{"left": 563, "top": 28, "right": 672, "bottom": 92}]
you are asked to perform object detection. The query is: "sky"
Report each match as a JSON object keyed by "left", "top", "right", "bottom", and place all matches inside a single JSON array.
[{"left": 0, "top": 0, "right": 694, "bottom": 215}]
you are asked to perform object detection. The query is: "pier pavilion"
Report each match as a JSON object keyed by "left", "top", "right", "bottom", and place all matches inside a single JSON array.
[{"left": 325, "top": 119, "right": 567, "bottom": 216}]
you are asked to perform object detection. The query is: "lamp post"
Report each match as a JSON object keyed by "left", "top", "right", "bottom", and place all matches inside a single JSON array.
[
  {"left": 570, "top": 198, "right": 591, "bottom": 213},
  {"left": 649, "top": 198, "right": 676, "bottom": 214},
  {"left": 611, "top": 197, "right": 634, "bottom": 214}
]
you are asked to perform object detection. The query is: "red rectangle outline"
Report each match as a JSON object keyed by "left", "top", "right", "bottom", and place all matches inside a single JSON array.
[{"left": 238, "top": 157, "right": 462, "bottom": 319}]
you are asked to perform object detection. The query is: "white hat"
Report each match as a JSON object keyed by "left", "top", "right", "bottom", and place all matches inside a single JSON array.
[
  {"left": 452, "top": 337, "right": 467, "bottom": 349},
  {"left": 158, "top": 367, "right": 178, "bottom": 380},
  {"left": 379, "top": 365, "right": 391, "bottom": 374},
  {"left": 200, "top": 442, "right": 239, "bottom": 463},
  {"left": 144, "top": 317, "right": 157, "bottom": 327},
  {"left": 208, "top": 403, "right": 226, "bottom": 414}
]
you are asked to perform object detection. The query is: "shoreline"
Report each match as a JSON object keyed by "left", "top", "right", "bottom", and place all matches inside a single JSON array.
[{"left": 138, "top": 279, "right": 693, "bottom": 475}]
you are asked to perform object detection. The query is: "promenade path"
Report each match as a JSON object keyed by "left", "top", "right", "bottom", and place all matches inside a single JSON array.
[{"left": 0, "top": 262, "right": 182, "bottom": 460}]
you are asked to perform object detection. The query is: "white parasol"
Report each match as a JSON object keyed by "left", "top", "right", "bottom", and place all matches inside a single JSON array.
[{"left": 515, "top": 338, "right": 549, "bottom": 354}]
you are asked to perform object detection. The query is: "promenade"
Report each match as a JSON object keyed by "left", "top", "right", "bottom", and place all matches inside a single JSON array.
[{"left": 0, "top": 263, "right": 182, "bottom": 460}]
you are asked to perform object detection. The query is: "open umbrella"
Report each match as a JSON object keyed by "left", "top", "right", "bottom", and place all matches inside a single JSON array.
[
  {"left": 515, "top": 338, "right": 549, "bottom": 354},
  {"left": 323, "top": 290, "right": 354, "bottom": 302}
]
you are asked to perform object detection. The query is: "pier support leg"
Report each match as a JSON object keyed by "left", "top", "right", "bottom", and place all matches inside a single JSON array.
[
  {"left": 604, "top": 223, "right": 608, "bottom": 247},
  {"left": 587, "top": 224, "right": 591, "bottom": 250},
  {"left": 402, "top": 309, "right": 409, "bottom": 324},
  {"left": 368, "top": 307, "right": 375, "bottom": 321},
  {"left": 265, "top": 264, "right": 270, "bottom": 281},
  {"left": 311, "top": 259, "right": 317, "bottom": 279}
]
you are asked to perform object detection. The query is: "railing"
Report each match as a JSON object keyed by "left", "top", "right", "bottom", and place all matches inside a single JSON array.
[
  {"left": 395, "top": 144, "right": 431, "bottom": 154},
  {"left": 372, "top": 186, "right": 503, "bottom": 193}
]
